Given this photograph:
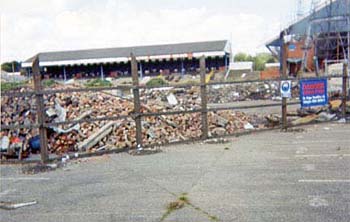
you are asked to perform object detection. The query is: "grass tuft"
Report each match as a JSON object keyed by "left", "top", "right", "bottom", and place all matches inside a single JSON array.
[
  {"left": 1, "top": 81, "right": 26, "bottom": 91},
  {"left": 42, "top": 79, "right": 56, "bottom": 87},
  {"left": 85, "top": 79, "right": 112, "bottom": 88},
  {"left": 146, "top": 77, "right": 168, "bottom": 87}
]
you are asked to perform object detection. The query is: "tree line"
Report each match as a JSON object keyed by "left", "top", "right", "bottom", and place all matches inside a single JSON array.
[
  {"left": 1, "top": 61, "right": 21, "bottom": 72},
  {"left": 234, "top": 52, "right": 278, "bottom": 71}
]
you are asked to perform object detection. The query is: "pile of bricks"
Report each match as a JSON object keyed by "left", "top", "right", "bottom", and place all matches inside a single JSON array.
[
  {"left": 1, "top": 84, "right": 268, "bottom": 157},
  {"left": 207, "top": 81, "right": 300, "bottom": 103}
]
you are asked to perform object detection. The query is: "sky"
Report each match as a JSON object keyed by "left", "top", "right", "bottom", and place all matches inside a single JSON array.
[{"left": 0, "top": 0, "right": 317, "bottom": 62}]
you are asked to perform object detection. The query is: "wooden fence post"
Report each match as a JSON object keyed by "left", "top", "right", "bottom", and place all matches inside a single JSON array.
[
  {"left": 281, "top": 43, "right": 288, "bottom": 130},
  {"left": 200, "top": 56, "right": 208, "bottom": 139},
  {"left": 131, "top": 54, "right": 143, "bottom": 147},
  {"left": 342, "top": 62, "right": 348, "bottom": 119},
  {"left": 32, "top": 56, "right": 49, "bottom": 163}
]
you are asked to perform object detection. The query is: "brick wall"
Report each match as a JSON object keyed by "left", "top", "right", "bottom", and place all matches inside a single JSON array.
[{"left": 260, "top": 68, "right": 280, "bottom": 79}]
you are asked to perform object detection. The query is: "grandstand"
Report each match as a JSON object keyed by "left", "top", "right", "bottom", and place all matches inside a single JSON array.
[{"left": 22, "top": 40, "right": 231, "bottom": 79}]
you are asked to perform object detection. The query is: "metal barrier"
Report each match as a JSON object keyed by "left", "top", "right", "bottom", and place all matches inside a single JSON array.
[{"left": 1, "top": 55, "right": 348, "bottom": 163}]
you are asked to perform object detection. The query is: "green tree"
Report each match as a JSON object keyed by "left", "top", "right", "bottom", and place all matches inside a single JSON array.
[
  {"left": 234, "top": 52, "right": 249, "bottom": 62},
  {"left": 246, "top": 55, "right": 254, "bottom": 62},
  {"left": 1, "top": 61, "right": 21, "bottom": 72},
  {"left": 253, "top": 53, "right": 277, "bottom": 71},
  {"left": 267, "top": 57, "right": 277, "bottom": 63},
  {"left": 234, "top": 52, "right": 276, "bottom": 71}
]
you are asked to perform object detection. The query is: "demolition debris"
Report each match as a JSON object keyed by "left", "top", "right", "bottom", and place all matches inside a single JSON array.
[
  {"left": 1, "top": 83, "right": 268, "bottom": 159},
  {"left": 1, "top": 77, "right": 348, "bottom": 160}
]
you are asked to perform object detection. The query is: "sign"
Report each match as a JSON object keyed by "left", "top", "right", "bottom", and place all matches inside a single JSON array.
[
  {"left": 288, "top": 44, "right": 296, "bottom": 51},
  {"left": 280, "top": 80, "right": 292, "bottom": 98},
  {"left": 300, "top": 79, "right": 328, "bottom": 107}
]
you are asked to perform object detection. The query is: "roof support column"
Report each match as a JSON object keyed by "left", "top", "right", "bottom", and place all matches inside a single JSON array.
[
  {"left": 347, "top": 17, "right": 350, "bottom": 71},
  {"left": 139, "top": 62, "right": 143, "bottom": 79},
  {"left": 26, "top": 68, "right": 30, "bottom": 77},
  {"left": 100, "top": 64, "right": 104, "bottom": 79},
  {"left": 63, "top": 66, "right": 67, "bottom": 81},
  {"left": 181, "top": 58, "right": 184, "bottom": 76}
]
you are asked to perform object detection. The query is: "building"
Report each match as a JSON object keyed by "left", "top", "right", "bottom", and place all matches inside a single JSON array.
[
  {"left": 266, "top": 0, "right": 349, "bottom": 75},
  {"left": 229, "top": 61, "right": 253, "bottom": 72},
  {"left": 22, "top": 40, "right": 231, "bottom": 79}
]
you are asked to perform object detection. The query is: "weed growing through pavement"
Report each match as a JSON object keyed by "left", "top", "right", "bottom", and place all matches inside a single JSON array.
[{"left": 160, "top": 193, "right": 219, "bottom": 222}]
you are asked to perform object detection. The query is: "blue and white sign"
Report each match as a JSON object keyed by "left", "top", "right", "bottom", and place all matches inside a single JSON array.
[
  {"left": 288, "top": 44, "right": 296, "bottom": 51},
  {"left": 280, "top": 80, "right": 292, "bottom": 98},
  {"left": 300, "top": 79, "right": 328, "bottom": 107}
]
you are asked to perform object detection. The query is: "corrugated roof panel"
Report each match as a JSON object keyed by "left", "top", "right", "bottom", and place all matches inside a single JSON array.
[{"left": 24, "top": 40, "right": 228, "bottom": 64}]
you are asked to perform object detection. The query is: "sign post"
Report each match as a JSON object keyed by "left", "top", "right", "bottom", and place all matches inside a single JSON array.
[
  {"left": 280, "top": 80, "right": 292, "bottom": 98},
  {"left": 281, "top": 42, "right": 288, "bottom": 129},
  {"left": 342, "top": 63, "right": 348, "bottom": 119}
]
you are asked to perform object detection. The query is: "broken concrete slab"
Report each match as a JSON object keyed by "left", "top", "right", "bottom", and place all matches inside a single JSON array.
[
  {"left": 244, "top": 122, "right": 254, "bottom": 130},
  {"left": 316, "top": 112, "right": 337, "bottom": 122},
  {"left": 0, "top": 201, "right": 37, "bottom": 210},
  {"left": 212, "top": 127, "right": 227, "bottom": 136},
  {"left": 167, "top": 93, "right": 178, "bottom": 106},
  {"left": 291, "top": 114, "right": 318, "bottom": 126},
  {"left": 78, "top": 121, "right": 121, "bottom": 151},
  {"left": 330, "top": 100, "right": 342, "bottom": 111}
]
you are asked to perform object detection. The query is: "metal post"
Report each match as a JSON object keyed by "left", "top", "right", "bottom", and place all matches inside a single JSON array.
[
  {"left": 224, "top": 54, "right": 227, "bottom": 71},
  {"left": 63, "top": 66, "right": 67, "bottom": 81},
  {"left": 100, "top": 64, "right": 104, "bottom": 79},
  {"left": 32, "top": 56, "right": 49, "bottom": 163},
  {"left": 282, "top": 43, "right": 288, "bottom": 130},
  {"left": 200, "top": 56, "right": 208, "bottom": 139},
  {"left": 314, "top": 56, "right": 319, "bottom": 77},
  {"left": 131, "top": 54, "right": 142, "bottom": 148},
  {"left": 342, "top": 62, "right": 348, "bottom": 119}
]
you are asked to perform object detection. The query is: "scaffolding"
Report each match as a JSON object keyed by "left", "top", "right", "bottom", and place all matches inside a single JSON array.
[{"left": 302, "top": 0, "right": 350, "bottom": 74}]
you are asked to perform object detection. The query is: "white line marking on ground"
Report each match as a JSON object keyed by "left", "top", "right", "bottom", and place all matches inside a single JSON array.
[
  {"left": 295, "top": 154, "right": 350, "bottom": 158},
  {"left": 292, "top": 140, "right": 350, "bottom": 144},
  {"left": 0, "top": 189, "right": 16, "bottom": 197},
  {"left": 295, "top": 147, "right": 308, "bottom": 154},
  {"left": 2, "top": 177, "right": 50, "bottom": 181},
  {"left": 299, "top": 179, "right": 350, "bottom": 183},
  {"left": 302, "top": 164, "right": 315, "bottom": 171},
  {"left": 308, "top": 196, "right": 329, "bottom": 207}
]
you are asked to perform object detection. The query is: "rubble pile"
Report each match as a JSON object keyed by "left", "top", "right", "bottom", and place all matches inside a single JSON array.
[
  {"left": 292, "top": 99, "right": 350, "bottom": 124},
  {"left": 1, "top": 88, "right": 38, "bottom": 127},
  {"left": 264, "top": 98, "right": 350, "bottom": 127},
  {"left": 1, "top": 84, "right": 268, "bottom": 158},
  {"left": 1, "top": 85, "right": 135, "bottom": 155},
  {"left": 140, "top": 87, "right": 201, "bottom": 111},
  {"left": 42, "top": 87, "right": 140, "bottom": 153},
  {"left": 139, "top": 87, "right": 267, "bottom": 143},
  {"left": 1, "top": 79, "right": 348, "bottom": 160},
  {"left": 208, "top": 81, "right": 299, "bottom": 103}
]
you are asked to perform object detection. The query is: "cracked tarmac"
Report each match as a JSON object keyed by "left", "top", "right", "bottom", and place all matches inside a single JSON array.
[{"left": 1, "top": 123, "right": 349, "bottom": 221}]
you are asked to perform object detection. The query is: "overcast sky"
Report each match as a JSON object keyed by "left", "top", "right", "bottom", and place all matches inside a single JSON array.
[{"left": 0, "top": 0, "right": 317, "bottom": 62}]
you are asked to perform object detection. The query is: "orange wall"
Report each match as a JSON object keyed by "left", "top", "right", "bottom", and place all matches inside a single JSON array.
[
  {"left": 286, "top": 42, "right": 304, "bottom": 58},
  {"left": 286, "top": 41, "right": 315, "bottom": 71},
  {"left": 260, "top": 68, "right": 280, "bottom": 79}
]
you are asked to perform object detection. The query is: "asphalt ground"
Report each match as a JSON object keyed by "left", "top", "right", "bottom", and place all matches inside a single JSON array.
[{"left": 1, "top": 123, "right": 349, "bottom": 222}]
